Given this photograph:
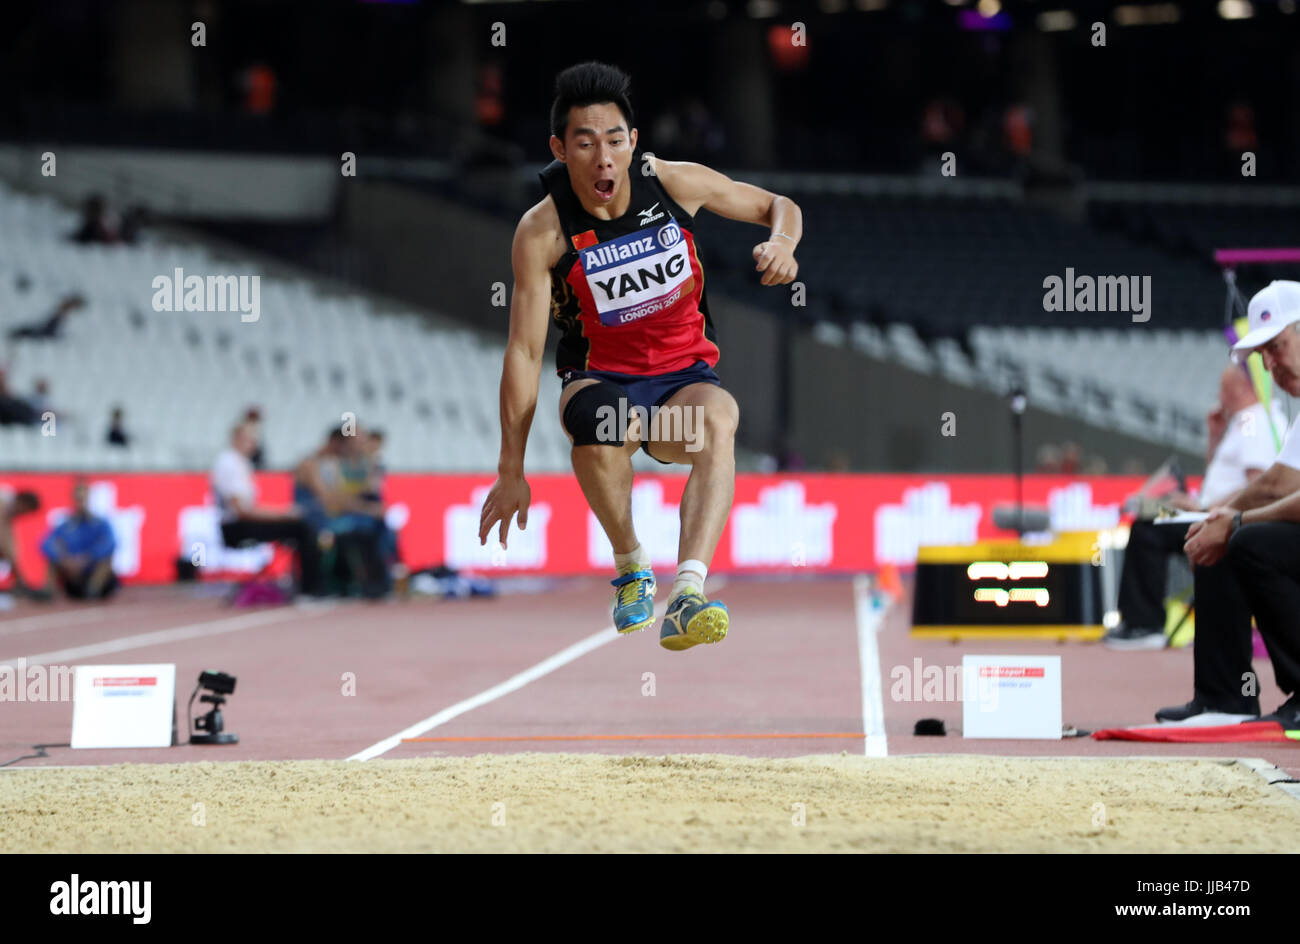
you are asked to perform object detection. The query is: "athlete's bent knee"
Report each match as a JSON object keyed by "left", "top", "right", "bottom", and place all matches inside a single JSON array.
[{"left": 562, "top": 381, "right": 628, "bottom": 447}]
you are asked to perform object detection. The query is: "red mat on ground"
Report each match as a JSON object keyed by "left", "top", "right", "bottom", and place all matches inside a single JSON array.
[{"left": 1092, "top": 721, "right": 1296, "bottom": 743}]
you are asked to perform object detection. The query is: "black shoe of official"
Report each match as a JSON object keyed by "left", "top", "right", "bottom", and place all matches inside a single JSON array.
[
  {"left": 1254, "top": 695, "right": 1300, "bottom": 728},
  {"left": 1103, "top": 621, "right": 1166, "bottom": 651},
  {"left": 1155, "top": 696, "right": 1259, "bottom": 724}
]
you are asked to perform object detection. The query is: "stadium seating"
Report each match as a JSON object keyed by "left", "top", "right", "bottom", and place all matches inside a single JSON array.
[
  {"left": 3, "top": 177, "right": 1295, "bottom": 470},
  {"left": 694, "top": 185, "right": 1297, "bottom": 455}
]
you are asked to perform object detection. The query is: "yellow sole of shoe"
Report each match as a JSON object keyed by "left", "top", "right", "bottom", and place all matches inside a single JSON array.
[
  {"left": 659, "top": 607, "right": 729, "bottom": 651},
  {"left": 617, "top": 619, "right": 654, "bottom": 635}
]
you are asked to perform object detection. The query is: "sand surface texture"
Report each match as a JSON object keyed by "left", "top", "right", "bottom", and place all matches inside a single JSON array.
[{"left": 3, "top": 753, "right": 1297, "bottom": 853}]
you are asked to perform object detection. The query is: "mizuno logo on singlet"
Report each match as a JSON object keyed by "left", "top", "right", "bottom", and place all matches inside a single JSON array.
[{"left": 638, "top": 203, "right": 664, "bottom": 225}]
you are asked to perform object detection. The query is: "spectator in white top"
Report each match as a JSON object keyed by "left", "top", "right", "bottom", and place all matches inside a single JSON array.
[
  {"left": 1106, "top": 365, "right": 1284, "bottom": 649},
  {"left": 212, "top": 423, "right": 323, "bottom": 596}
]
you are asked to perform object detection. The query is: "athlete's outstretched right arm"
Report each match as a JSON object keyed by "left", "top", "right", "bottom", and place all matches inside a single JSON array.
[{"left": 479, "top": 208, "right": 553, "bottom": 549}]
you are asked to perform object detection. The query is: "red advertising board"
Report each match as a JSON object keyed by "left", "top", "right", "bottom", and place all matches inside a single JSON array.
[{"left": 0, "top": 472, "right": 1162, "bottom": 586}]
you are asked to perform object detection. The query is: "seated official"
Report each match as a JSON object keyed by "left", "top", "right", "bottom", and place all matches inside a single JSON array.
[
  {"left": 41, "top": 479, "right": 118, "bottom": 600},
  {"left": 212, "top": 423, "right": 324, "bottom": 597},
  {"left": 1165, "top": 282, "right": 1300, "bottom": 727},
  {"left": 1105, "top": 365, "right": 1284, "bottom": 649}
]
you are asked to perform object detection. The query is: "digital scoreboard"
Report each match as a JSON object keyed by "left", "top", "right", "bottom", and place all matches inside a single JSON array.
[{"left": 910, "top": 532, "right": 1104, "bottom": 640}]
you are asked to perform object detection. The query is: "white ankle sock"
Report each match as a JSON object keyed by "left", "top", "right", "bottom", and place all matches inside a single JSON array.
[
  {"left": 614, "top": 544, "right": 651, "bottom": 576},
  {"left": 670, "top": 560, "right": 707, "bottom": 600}
]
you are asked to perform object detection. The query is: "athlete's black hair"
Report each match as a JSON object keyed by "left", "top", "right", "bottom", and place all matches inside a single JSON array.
[{"left": 550, "top": 62, "right": 634, "bottom": 140}]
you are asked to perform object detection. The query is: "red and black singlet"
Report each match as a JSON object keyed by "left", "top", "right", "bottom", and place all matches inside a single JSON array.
[{"left": 540, "top": 151, "right": 720, "bottom": 377}]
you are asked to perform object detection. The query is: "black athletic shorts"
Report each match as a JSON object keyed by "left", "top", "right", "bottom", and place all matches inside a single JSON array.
[{"left": 560, "top": 360, "right": 722, "bottom": 464}]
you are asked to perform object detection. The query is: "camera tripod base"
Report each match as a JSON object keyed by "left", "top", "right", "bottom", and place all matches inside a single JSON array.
[{"left": 190, "top": 732, "right": 239, "bottom": 744}]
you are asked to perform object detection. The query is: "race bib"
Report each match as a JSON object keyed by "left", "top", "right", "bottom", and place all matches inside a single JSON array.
[{"left": 579, "top": 220, "right": 694, "bottom": 327}]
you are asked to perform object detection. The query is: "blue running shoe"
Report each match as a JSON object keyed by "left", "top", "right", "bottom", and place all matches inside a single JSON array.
[
  {"left": 659, "top": 590, "right": 729, "bottom": 651},
  {"left": 611, "top": 569, "right": 656, "bottom": 634}
]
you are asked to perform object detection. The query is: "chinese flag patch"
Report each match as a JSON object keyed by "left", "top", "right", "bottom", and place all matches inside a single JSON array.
[{"left": 572, "top": 230, "right": 598, "bottom": 251}]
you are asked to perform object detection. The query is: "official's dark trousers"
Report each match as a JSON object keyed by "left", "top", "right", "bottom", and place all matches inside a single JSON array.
[
  {"left": 222, "top": 518, "right": 323, "bottom": 596},
  {"left": 1117, "top": 519, "right": 1189, "bottom": 629},
  {"left": 1191, "top": 522, "right": 1300, "bottom": 708}
]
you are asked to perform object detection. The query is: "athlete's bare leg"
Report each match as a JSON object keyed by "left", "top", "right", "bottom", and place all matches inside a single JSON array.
[
  {"left": 558, "top": 379, "right": 645, "bottom": 555},
  {"left": 643, "top": 383, "right": 739, "bottom": 565}
]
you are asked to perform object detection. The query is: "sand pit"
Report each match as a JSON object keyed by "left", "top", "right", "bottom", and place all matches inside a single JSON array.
[{"left": 3, "top": 753, "right": 1298, "bottom": 853}]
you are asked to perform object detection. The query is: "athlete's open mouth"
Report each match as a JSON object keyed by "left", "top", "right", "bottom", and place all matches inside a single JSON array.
[{"left": 594, "top": 178, "right": 615, "bottom": 201}]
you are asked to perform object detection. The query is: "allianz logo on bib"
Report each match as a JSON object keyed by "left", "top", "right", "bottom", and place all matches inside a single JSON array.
[
  {"left": 656, "top": 220, "right": 681, "bottom": 248},
  {"left": 581, "top": 221, "right": 682, "bottom": 273}
]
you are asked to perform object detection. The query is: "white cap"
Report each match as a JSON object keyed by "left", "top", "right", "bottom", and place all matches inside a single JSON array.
[{"left": 1231, "top": 280, "right": 1300, "bottom": 362}]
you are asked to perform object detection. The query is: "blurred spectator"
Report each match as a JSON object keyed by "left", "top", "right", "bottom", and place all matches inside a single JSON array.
[
  {"left": 7, "top": 294, "right": 85, "bottom": 342},
  {"left": 919, "top": 97, "right": 966, "bottom": 173},
  {"left": 1034, "top": 443, "right": 1063, "bottom": 474},
  {"left": 0, "top": 369, "right": 40, "bottom": 426},
  {"left": 475, "top": 62, "right": 504, "bottom": 126},
  {"left": 1060, "top": 441, "right": 1082, "bottom": 475},
  {"left": 922, "top": 98, "right": 965, "bottom": 148},
  {"left": 362, "top": 428, "right": 398, "bottom": 568},
  {"left": 1225, "top": 102, "right": 1257, "bottom": 154},
  {"left": 825, "top": 450, "right": 851, "bottom": 472},
  {"left": 213, "top": 423, "right": 324, "bottom": 596},
  {"left": 27, "top": 379, "right": 52, "bottom": 416},
  {"left": 243, "top": 406, "right": 266, "bottom": 469},
  {"left": 0, "top": 489, "right": 42, "bottom": 601},
  {"left": 1003, "top": 104, "right": 1033, "bottom": 159},
  {"left": 106, "top": 406, "right": 130, "bottom": 447},
  {"left": 294, "top": 427, "right": 389, "bottom": 598},
  {"left": 776, "top": 436, "right": 805, "bottom": 472},
  {"left": 240, "top": 63, "right": 278, "bottom": 115},
  {"left": 71, "top": 195, "right": 121, "bottom": 245},
  {"left": 120, "top": 205, "right": 152, "bottom": 244},
  {"left": 41, "top": 479, "right": 118, "bottom": 601},
  {"left": 329, "top": 428, "right": 390, "bottom": 597},
  {"left": 295, "top": 428, "right": 347, "bottom": 530}
]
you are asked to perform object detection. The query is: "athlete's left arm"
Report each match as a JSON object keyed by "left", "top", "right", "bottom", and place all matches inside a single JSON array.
[{"left": 654, "top": 158, "right": 801, "bottom": 287}]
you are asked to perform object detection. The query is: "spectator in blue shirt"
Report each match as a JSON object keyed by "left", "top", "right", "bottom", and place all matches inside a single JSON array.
[{"left": 41, "top": 480, "right": 118, "bottom": 600}]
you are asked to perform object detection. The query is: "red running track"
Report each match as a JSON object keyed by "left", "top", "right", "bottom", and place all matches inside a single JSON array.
[{"left": 1, "top": 578, "right": 1297, "bottom": 780}]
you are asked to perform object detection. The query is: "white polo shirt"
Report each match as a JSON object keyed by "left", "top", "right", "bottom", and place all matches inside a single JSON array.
[
  {"left": 1201, "top": 402, "right": 1289, "bottom": 506},
  {"left": 1277, "top": 412, "right": 1300, "bottom": 472},
  {"left": 211, "top": 448, "right": 255, "bottom": 523}
]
